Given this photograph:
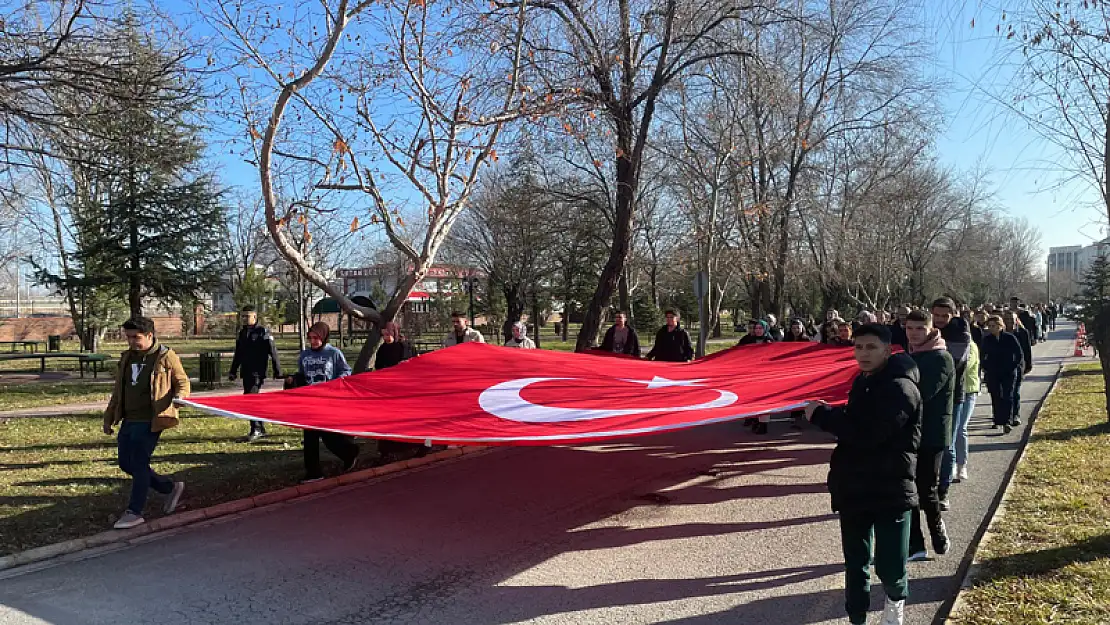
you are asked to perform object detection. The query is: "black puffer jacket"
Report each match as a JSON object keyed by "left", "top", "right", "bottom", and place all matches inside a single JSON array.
[
  {"left": 646, "top": 325, "right": 694, "bottom": 362},
  {"left": 229, "top": 324, "right": 283, "bottom": 379},
  {"left": 812, "top": 353, "right": 923, "bottom": 513}
]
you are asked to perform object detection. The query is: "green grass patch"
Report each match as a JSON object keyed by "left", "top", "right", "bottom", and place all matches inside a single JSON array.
[
  {"left": 953, "top": 363, "right": 1110, "bottom": 625},
  {"left": 0, "top": 382, "right": 113, "bottom": 411},
  {"left": 0, "top": 411, "right": 349, "bottom": 556}
]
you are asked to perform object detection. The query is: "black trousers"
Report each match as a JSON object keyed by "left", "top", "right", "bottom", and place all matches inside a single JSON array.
[
  {"left": 986, "top": 374, "right": 1018, "bottom": 426},
  {"left": 909, "top": 445, "right": 945, "bottom": 554},
  {"left": 243, "top": 374, "right": 265, "bottom": 433},
  {"left": 303, "top": 429, "right": 359, "bottom": 479}
]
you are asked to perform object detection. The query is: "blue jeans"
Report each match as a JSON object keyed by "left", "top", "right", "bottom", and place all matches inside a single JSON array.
[
  {"left": 941, "top": 393, "right": 977, "bottom": 493},
  {"left": 117, "top": 420, "right": 174, "bottom": 515}
]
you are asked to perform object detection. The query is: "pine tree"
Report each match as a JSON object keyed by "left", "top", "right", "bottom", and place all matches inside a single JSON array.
[
  {"left": 40, "top": 16, "right": 225, "bottom": 319},
  {"left": 1076, "top": 253, "right": 1110, "bottom": 422}
]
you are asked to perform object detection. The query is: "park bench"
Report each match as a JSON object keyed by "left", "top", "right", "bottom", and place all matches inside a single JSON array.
[
  {"left": 0, "top": 340, "right": 45, "bottom": 354},
  {"left": 0, "top": 352, "right": 110, "bottom": 378}
]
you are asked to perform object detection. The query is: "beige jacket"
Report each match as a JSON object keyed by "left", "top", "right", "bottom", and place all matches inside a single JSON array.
[
  {"left": 442, "top": 327, "right": 485, "bottom": 347},
  {"left": 104, "top": 344, "right": 191, "bottom": 433}
]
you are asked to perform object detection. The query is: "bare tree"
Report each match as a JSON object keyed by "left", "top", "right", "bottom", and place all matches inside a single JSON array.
[
  {"left": 207, "top": 0, "right": 539, "bottom": 370},
  {"left": 488, "top": 0, "right": 755, "bottom": 350}
]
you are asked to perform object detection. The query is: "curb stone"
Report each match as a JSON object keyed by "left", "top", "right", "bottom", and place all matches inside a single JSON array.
[
  {"left": 942, "top": 363, "right": 1065, "bottom": 624},
  {"left": 0, "top": 446, "right": 494, "bottom": 578}
]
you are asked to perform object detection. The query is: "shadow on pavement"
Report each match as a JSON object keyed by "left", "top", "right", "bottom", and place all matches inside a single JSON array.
[{"left": 1030, "top": 420, "right": 1110, "bottom": 443}]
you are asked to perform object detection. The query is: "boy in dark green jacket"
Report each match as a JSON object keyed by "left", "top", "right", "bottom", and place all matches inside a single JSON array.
[{"left": 905, "top": 310, "right": 955, "bottom": 561}]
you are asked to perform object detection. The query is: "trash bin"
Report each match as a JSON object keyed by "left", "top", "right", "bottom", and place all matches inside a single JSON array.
[
  {"left": 47, "top": 335, "right": 61, "bottom": 352},
  {"left": 199, "top": 352, "right": 222, "bottom": 390}
]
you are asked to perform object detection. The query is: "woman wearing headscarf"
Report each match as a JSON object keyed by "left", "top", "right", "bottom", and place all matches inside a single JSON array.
[
  {"left": 504, "top": 321, "right": 537, "bottom": 348},
  {"left": 374, "top": 321, "right": 413, "bottom": 370},
  {"left": 737, "top": 319, "right": 775, "bottom": 345},
  {"left": 289, "top": 322, "right": 360, "bottom": 482}
]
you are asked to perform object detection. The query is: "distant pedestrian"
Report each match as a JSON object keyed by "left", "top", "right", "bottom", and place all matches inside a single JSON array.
[
  {"left": 980, "top": 315, "right": 1024, "bottom": 434},
  {"left": 228, "top": 305, "right": 284, "bottom": 442},
  {"left": 645, "top": 310, "right": 694, "bottom": 362},
  {"left": 1047, "top": 302, "right": 1058, "bottom": 331},
  {"left": 292, "top": 322, "right": 360, "bottom": 482},
  {"left": 805, "top": 323, "right": 921, "bottom": 625},
  {"left": 889, "top": 306, "right": 911, "bottom": 353},
  {"left": 504, "top": 321, "right": 537, "bottom": 348},
  {"left": 600, "top": 311, "right": 642, "bottom": 357},
  {"left": 819, "top": 309, "right": 840, "bottom": 344},
  {"left": 443, "top": 311, "right": 485, "bottom": 347},
  {"left": 1002, "top": 311, "right": 1034, "bottom": 427},
  {"left": 103, "top": 317, "right": 190, "bottom": 530}
]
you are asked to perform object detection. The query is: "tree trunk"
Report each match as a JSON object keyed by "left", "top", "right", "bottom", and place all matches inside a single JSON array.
[
  {"left": 575, "top": 117, "right": 637, "bottom": 352},
  {"left": 127, "top": 162, "right": 142, "bottom": 318},
  {"left": 532, "top": 294, "right": 541, "bottom": 348},
  {"left": 503, "top": 285, "right": 524, "bottom": 343}
]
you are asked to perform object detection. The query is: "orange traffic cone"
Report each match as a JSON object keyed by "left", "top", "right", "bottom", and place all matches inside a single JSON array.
[{"left": 1075, "top": 340, "right": 1085, "bottom": 357}]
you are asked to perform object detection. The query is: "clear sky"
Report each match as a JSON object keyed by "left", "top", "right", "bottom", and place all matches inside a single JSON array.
[
  {"left": 925, "top": 1, "right": 1107, "bottom": 256},
  {"left": 194, "top": 1, "right": 1107, "bottom": 261}
]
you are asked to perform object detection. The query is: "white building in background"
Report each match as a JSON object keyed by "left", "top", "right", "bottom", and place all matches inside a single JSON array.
[{"left": 1047, "top": 239, "right": 1110, "bottom": 299}]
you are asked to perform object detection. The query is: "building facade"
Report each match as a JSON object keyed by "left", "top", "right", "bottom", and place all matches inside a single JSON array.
[{"left": 1047, "top": 239, "right": 1109, "bottom": 299}]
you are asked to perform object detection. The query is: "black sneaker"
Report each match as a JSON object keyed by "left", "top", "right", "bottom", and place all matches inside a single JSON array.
[
  {"left": 931, "top": 520, "right": 950, "bottom": 555},
  {"left": 341, "top": 456, "right": 360, "bottom": 473},
  {"left": 1004, "top": 424, "right": 1013, "bottom": 434},
  {"left": 939, "top": 496, "right": 950, "bottom": 512}
]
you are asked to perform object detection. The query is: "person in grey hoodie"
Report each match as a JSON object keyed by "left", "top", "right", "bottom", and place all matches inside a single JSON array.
[{"left": 289, "top": 321, "right": 359, "bottom": 482}]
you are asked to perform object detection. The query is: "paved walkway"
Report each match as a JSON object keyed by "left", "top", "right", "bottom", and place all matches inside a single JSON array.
[{"left": 0, "top": 326, "right": 1078, "bottom": 624}]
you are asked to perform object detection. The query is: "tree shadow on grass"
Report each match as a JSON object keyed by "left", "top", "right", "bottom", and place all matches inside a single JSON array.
[
  {"left": 973, "top": 532, "right": 1110, "bottom": 583},
  {"left": 1030, "top": 421, "right": 1110, "bottom": 443}
]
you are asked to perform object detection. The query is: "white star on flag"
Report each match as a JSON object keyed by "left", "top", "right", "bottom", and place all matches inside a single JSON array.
[{"left": 619, "top": 376, "right": 708, "bottom": 389}]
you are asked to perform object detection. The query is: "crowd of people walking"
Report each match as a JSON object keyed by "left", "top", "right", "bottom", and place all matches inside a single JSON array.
[{"left": 98, "top": 296, "right": 1058, "bottom": 624}]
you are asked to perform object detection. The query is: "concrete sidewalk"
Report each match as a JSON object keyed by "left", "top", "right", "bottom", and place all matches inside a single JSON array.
[{"left": 0, "top": 325, "right": 1079, "bottom": 624}]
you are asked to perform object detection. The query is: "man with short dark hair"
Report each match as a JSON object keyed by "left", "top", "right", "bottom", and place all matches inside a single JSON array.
[
  {"left": 443, "top": 311, "right": 485, "bottom": 346},
  {"left": 805, "top": 323, "right": 921, "bottom": 625},
  {"left": 930, "top": 297, "right": 971, "bottom": 509},
  {"left": 600, "top": 311, "right": 642, "bottom": 356},
  {"left": 645, "top": 310, "right": 694, "bottom": 362},
  {"left": 905, "top": 310, "right": 954, "bottom": 561},
  {"left": 103, "top": 317, "right": 191, "bottom": 530},
  {"left": 228, "top": 305, "right": 284, "bottom": 442}
]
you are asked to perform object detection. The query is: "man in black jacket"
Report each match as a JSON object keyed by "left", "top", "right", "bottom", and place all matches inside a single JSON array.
[
  {"left": 905, "top": 310, "right": 954, "bottom": 561},
  {"left": 228, "top": 306, "right": 284, "bottom": 442},
  {"left": 1002, "top": 310, "right": 1034, "bottom": 427},
  {"left": 806, "top": 323, "right": 921, "bottom": 625},
  {"left": 888, "top": 306, "right": 910, "bottom": 353},
  {"left": 645, "top": 310, "right": 694, "bottom": 362},
  {"left": 599, "top": 312, "right": 642, "bottom": 357},
  {"left": 930, "top": 297, "right": 971, "bottom": 510},
  {"left": 981, "top": 314, "right": 1024, "bottom": 433}
]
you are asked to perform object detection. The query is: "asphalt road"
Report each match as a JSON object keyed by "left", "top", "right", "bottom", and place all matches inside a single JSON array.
[{"left": 0, "top": 325, "right": 1076, "bottom": 625}]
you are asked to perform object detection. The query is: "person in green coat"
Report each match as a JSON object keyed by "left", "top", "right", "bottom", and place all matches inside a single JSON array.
[{"left": 904, "top": 310, "right": 955, "bottom": 561}]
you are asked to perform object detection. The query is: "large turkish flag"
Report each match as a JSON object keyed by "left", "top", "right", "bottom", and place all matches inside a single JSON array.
[{"left": 179, "top": 342, "right": 858, "bottom": 445}]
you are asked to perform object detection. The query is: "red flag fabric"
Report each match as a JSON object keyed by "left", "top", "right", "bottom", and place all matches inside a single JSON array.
[{"left": 178, "top": 342, "right": 859, "bottom": 446}]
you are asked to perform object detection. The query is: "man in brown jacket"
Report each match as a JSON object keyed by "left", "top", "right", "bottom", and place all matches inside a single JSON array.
[{"left": 103, "top": 316, "right": 191, "bottom": 529}]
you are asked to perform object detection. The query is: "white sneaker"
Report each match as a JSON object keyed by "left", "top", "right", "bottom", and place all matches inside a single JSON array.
[
  {"left": 164, "top": 481, "right": 185, "bottom": 514},
  {"left": 880, "top": 597, "right": 905, "bottom": 625},
  {"left": 908, "top": 550, "right": 929, "bottom": 562},
  {"left": 113, "top": 510, "right": 145, "bottom": 530},
  {"left": 957, "top": 465, "right": 969, "bottom": 481}
]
